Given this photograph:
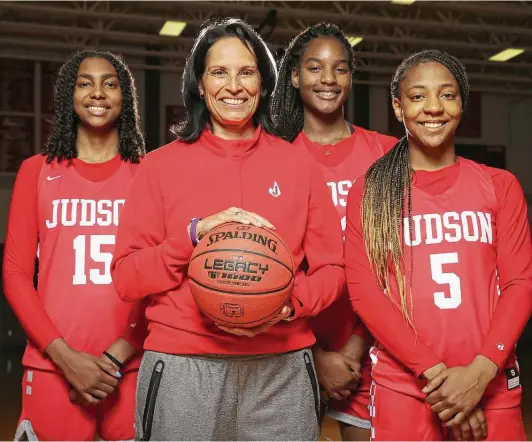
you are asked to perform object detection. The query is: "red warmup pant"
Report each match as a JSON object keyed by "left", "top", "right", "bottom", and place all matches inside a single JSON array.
[
  {"left": 369, "top": 381, "right": 526, "bottom": 441},
  {"left": 16, "top": 368, "right": 137, "bottom": 441}
]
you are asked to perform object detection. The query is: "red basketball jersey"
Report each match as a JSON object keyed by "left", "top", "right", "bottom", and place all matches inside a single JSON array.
[
  {"left": 293, "top": 127, "right": 397, "bottom": 349},
  {"left": 371, "top": 158, "right": 521, "bottom": 409},
  {"left": 22, "top": 157, "right": 142, "bottom": 371}
]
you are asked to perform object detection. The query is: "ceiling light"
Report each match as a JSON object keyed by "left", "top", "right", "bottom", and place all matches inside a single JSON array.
[
  {"left": 391, "top": 0, "right": 416, "bottom": 4},
  {"left": 159, "top": 21, "right": 187, "bottom": 37},
  {"left": 346, "top": 36, "right": 363, "bottom": 47},
  {"left": 489, "top": 48, "right": 524, "bottom": 62}
]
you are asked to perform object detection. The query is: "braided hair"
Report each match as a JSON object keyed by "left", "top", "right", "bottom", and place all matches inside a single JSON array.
[
  {"left": 43, "top": 50, "right": 145, "bottom": 163},
  {"left": 362, "top": 49, "right": 469, "bottom": 326},
  {"left": 270, "top": 22, "right": 355, "bottom": 142}
]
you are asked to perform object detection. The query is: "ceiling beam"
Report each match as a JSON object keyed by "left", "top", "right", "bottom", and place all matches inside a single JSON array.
[
  {"left": 164, "top": 1, "right": 532, "bottom": 22},
  {"left": 0, "top": 37, "right": 189, "bottom": 59},
  {"left": 3, "top": 20, "right": 532, "bottom": 54},
  {"left": 2, "top": 46, "right": 532, "bottom": 85},
  {"left": 1, "top": 2, "right": 165, "bottom": 25},
  {"left": 0, "top": 51, "right": 185, "bottom": 73},
  {"left": 3, "top": 2, "right": 532, "bottom": 39},
  {"left": 413, "top": 1, "right": 532, "bottom": 18},
  {"left": 0, "top": 21, "right": 198, "bottom": 46},
  {"left": 352, "top": 50, "right": 532, "bottom": 70},
  {"left": 2, "top": 36, "right": 532, "bottom": 72}
]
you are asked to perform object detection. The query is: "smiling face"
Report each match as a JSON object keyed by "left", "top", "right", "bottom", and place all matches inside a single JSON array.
[
  {"left": 393, "top": 61, "right": 462, "bottom": 151},
  {"left": 291, "top": 36, "right": 352, "bottom": 117},
  {"left": 73, "top": 57, "right": 122, "bottom": 131},
  {"left": 198, "top": 37, "right": 261, "bottom": 135}
]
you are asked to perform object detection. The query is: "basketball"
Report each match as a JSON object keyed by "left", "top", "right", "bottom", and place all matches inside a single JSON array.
[{"left": 188, "top": 222, "right": 295, "bottom": 328}]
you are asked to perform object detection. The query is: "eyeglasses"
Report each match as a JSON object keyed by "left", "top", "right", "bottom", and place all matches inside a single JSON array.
[{"left": 203, "top": 68, "right": 260, "bottom": 86}]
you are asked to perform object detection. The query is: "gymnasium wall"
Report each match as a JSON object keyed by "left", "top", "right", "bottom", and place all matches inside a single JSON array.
[{"left": 1, "top": 68, "right": 531, "bottom": 242}]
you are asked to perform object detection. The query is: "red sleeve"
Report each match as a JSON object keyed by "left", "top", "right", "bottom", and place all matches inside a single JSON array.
[
  {"left": 352, "top": 318, "right": 370, "bottom": 343},
  {"left": 291, "top": 160, "right": 345, "bottom": 318},
  {"left": 344, "top": 179, "right": 442, "bottom": 377},
  {"left": 478, "top": 169, "right": 532, "bottom": 369},
  {"left": 111, "top": 154, "right": 193, "bottom": 302},
  {"left": 120, "top": 298, "right": 148, "bottom": 352},
  {"left": 377, "top": 134, "right": 399, "bottom": 154},
  {"left": 3, "top": 155, "right": 62, "bottom": 352}
]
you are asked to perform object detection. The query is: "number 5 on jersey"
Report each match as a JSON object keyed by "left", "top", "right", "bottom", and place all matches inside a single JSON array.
[
  {"left": 430, "top": 252, "right": 462, "bottom": 309},
  {"left": 73, "top": 234, "right": 115, "bottom": 285}
]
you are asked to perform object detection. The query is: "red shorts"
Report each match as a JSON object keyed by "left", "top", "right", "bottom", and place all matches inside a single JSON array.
[
  {"left": 15, "top": 368, "right": 137, "bottom": 441},
  {"left": 369, "top": 381, "right": 526, "bottom": 441},
  {"left": 326, "top": 354, "right": 372, "bottom": 429}
]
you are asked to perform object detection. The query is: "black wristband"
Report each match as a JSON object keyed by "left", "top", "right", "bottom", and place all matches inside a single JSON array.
[{"left": 103, "top": 351, "right": 124, "bottom": 369}]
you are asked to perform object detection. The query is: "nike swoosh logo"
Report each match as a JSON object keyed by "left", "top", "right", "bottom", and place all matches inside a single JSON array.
[{"left": 46, "top": 175, "right": 62, "bottom": 181}]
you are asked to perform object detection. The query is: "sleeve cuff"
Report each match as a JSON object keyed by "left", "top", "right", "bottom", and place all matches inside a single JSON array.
[
  {"left": 289, "top": 281, "right": 309, "bottom": 320},
  {"left": 478, "top": 344, "right": 508, "bottom": 372},
  {"left": 40, "top": 331, "right": 63, "bottom": 354},
  {"left": 121, "top": 324, "right": 146, "bottom": 353},
  {"left": 414, "top": 355, "right": 444, "bottom": 379},
  {"left": 162, "top": 224, "right": 195, "bottom": 264},
  {"left": 120, "top": 335, "right": 144, "bottom": 353}
]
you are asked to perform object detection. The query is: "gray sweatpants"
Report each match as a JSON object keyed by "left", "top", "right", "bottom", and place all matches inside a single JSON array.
[{"left": 135, "top": 349, "right": 320, "bottom": 441}]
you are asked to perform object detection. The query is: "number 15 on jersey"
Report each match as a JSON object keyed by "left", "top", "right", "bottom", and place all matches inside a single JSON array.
[{"left": 73, "top": 234, "right": 115, "bottom": 285}]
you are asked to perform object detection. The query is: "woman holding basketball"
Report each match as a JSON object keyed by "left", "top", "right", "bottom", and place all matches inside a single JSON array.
[
  {"left": 270, "top": 22, "right": 397, "bottom": 440},
  {"left": 111, "top": 18, "right": 344, "bottom": 441},
  {"left": 344, "top": 49, "right": 531, "bottom": 440}
]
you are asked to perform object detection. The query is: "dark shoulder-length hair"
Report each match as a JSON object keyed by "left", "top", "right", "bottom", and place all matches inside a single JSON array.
[{"left": 171, "top": 18, "right": 280, "bottom": 143}]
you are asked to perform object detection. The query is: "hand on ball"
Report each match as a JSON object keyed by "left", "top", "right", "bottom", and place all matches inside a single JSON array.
[
  {"left": 193, "top": 207, "right": 275, "bottom": 240},
  {"left": 215, "top": 304, "right": 293, "bottom": 337}
]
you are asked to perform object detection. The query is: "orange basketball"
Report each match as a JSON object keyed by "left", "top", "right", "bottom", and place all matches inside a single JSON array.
[{"left": 188, "top": 222, "right": 295, "bottom": 328}]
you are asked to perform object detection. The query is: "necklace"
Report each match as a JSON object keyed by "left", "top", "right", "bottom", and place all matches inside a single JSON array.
[{"left": 304, "top": 121, "right": 351, "bottom": 155}]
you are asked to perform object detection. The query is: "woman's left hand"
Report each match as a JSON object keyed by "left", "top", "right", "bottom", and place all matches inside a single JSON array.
[
  {"left": 423, "top": 355, "right": 497, "bottom": 426},
  {"left": 69, "top": 352, "right": 122, "bottom": 407},
  {"left": 215, "top": 305, "right": 293, "bottom": 337}
]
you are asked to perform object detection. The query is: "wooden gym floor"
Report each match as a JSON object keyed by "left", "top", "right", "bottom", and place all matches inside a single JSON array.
[{"left": 0, "top": 345, "right": 531, "bottom": 441}]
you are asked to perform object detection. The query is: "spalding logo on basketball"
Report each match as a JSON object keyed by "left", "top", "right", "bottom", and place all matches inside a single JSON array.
[{"left": 188, "top": 222, "right": 295, "bottom": 328}]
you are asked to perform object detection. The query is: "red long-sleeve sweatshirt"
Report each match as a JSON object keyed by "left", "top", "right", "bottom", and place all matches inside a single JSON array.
[
  {"left": 111, "top": 126, "right": 345, "bottom": 355},
  {"left": 345, "top": 158, "right": 532, "bottom": 407}
]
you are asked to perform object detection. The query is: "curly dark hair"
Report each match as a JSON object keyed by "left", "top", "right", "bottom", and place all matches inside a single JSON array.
[
  {"left": 270, "top": 22, "right": 356, "bottom": 142},
  {"left": 43, "top": 50, "right": 145, "bottom": 163},
  {"left": 171, "top": 18, "right": 280, "bottom": 143}
]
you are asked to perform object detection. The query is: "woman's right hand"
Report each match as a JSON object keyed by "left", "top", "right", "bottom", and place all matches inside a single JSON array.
[
  {"left": 450, "top": 407, "right": 487, "bottom": 441},
  {"left": 61, "top": 351, "right": 119, "bottom": 405},
  {"left": 193, "top": 207, "right": 275, "bottom": 240},
  {"left": 313, "top": 348, "right": 361, "bottom": 401}
]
